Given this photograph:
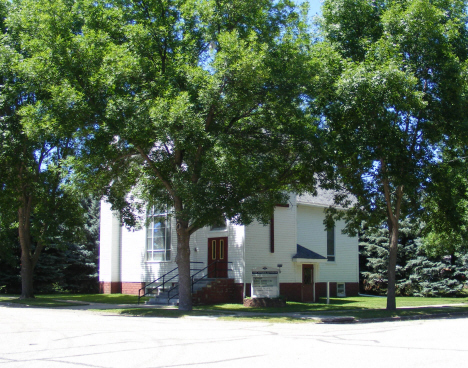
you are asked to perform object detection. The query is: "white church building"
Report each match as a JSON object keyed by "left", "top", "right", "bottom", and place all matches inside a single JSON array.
[{"left": 99, "top": 192, "right": 359, "bottom": 304}]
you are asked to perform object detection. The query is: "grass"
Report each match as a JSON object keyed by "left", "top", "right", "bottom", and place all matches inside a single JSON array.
[
  {"left": 0, "top": 296, "right": 85, "bottom": 307},
  {"left": 0, "top": 293, "right": 149, "bottom": 306},
  {"left": 41, "top": 293, "right": 149, "bottom": 304},
  {"left": 98, "top": 295, "right": 468, "bottom": 322},
  {"left": 1, "top": 294, "right": 468, "bottom": 323},
  {"left": 194, "top": 296, "right": 468, "bottom": 314}
]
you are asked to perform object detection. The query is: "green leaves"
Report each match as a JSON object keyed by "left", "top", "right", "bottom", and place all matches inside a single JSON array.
[
  {"left": 319, "top": 0, "right": 468, "bottom": 307},
  {"left": 0, "top": 0, "right": 324, "bottom": 236},
  {"left": 320, "top": 0, "right": 468, "bottom": 217}
]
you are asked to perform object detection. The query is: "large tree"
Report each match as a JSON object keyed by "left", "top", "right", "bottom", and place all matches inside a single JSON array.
[
  {"left": 422, "top": 149, "right": 468, "bottom": 261},
  {"left": 14, "top": 0, "right": 324, "bottom": 310},
  {"left": 317, "top": 0, "right": 468, "bottom": 309},
  {"left": 0, "top": 0, "right": 87, "bottom": 298}
]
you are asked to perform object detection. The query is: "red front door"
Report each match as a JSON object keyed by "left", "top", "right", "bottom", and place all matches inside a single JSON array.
[
  {"left": 207, "top": 237, "right": 228, "bottom": 278},
  {"left": 302, "top": 264, "right": 314, "bottom": 302}
]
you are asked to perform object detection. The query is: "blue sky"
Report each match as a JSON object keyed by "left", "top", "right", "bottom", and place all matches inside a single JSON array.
[{"left": 295, "top": 0, "right": 322, "bottom": 16}]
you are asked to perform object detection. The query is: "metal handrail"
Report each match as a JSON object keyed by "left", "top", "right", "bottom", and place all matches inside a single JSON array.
[
  {"left": 138, "top": 262, "right": 204, "bottom": 304},
  {"left": 167, "top": 260, "right": 232, "bottom": 304}
]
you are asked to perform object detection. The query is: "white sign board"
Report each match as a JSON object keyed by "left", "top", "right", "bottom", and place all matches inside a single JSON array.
[{"left": 251, "top": 267, "right": 279, "bottom": 298}]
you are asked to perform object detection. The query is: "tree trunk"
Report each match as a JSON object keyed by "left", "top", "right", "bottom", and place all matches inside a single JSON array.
[
  {"left": 175, "top": 219, "right": 192, "bottom": 311},
  {"left": 18, "top": 201, "right": 35, "bottom": 299},
  {"left": 380, "top": 163, "right": 403, "bottom": 311},
  {"left": 450, "top": 253, "right": 457, "bottom": 266},
  {"left": 386, "top": 220, "right": 399, "bottom": 310},
  {"left": 20, "top": 251, "right": 35, "bottom": 299}
]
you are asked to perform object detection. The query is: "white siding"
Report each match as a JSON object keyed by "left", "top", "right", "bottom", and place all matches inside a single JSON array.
[
  {"left": 99, "top": 194, "right": 359, "bottom": 286},
  {"left": 296, "top": 204, "right": 358, "bottom": 283},
  {"left": 244, "top": 196, "right": 300, "bottom": 284},
  {"left": 99, "top": 201, "right": 121, "bottom": 282},
  {"left": 100, "top": 201, "right": 246, "bottom": 283}
]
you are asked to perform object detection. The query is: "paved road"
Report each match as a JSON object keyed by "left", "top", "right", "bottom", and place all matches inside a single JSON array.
[{"left": 1, "top": 305, "right": 467, "bottom": 368}]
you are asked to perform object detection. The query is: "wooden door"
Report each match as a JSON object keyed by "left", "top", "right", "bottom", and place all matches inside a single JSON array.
[
  {"left": 207, "top": 237, "right": 228, "bottom": 278},
  {"left": 302, "top": 264, "right": 314, "bottom": 302}
]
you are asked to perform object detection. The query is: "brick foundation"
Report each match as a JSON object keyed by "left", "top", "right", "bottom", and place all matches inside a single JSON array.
[
  {"left": 100, "top": 280, "right": 359, "bottom": 302},
  {"left": 99, "top": 282, "right": 122, "bottom": 294},
  {"left": 280, "top": 283, "right": 303, "bottom": 302},
  {"left": 345, "top": 282, "right": 359, "bottom": 296},
  {"left": 315, "top": 282, "right": 359, "bottom": 300},
  {"left": 121, "top": 282, "right": 146, "bottom": 295},
  {"left": 192, "top": 279, "right": 243, "bottom": 305},
  {"left": 99, "top": 282, "right": 146, "bottom": 295},
  {"left": 315, "top": 282, "right": 335, "bottom": 299}
]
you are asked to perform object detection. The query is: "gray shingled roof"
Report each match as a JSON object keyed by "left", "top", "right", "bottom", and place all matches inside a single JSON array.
[
  {"left": 292, "top": 244, "right": 327, "bottom": 260},
  {"left": 296, "top": 188, "right": 354, "bottom": 208}
]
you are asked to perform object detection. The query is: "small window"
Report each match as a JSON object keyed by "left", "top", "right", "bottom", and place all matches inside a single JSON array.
[
  {"left": 219, "top": 239, "right": 225, "bottom": 259},
  {"left": 327, "top": 226, "right": 335, "bottom": 262},
  {"left": 211, "top": 240, "right": 216, "bottom": 259},
  {"left": 337, "top": 283, "right": 346, "bottom": 297}
]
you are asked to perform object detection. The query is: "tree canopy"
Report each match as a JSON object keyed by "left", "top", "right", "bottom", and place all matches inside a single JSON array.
[
  {"left": 10, "top": 0, "right": 325, "bottom": 309},
  {"left": 318, "top": 0, "right": 468, "bottom": 309},
  {"left": 0, "top": 0, "right": 90, "bottom": 297}
]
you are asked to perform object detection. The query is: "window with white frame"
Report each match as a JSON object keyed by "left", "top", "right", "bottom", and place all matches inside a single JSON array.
[
  {"left": 327, "top": 226, "right": 335, "bottom": 261},
  {"left": 146, "top": 208, "right": 171, "bottom": 262},
  {"left": 337, "top": 283, "right": 346, "bottom": 297}
]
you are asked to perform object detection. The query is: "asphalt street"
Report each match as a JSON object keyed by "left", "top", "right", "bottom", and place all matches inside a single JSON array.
[{"left": 1, "top": 305, "right": 467, "bottom": 368}]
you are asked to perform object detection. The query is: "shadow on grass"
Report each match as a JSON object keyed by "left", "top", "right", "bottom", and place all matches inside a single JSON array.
[
  {"left": 197, "top": 301, "right": 371, "bottom": 314},
  {"left": 39, "top": 294, "right": 148, "bottom": 304},
  {"left": 0, "top": 297, "right": 86, "bottom": 308},
  {"left": 111, "top": 309, "right": 213, "bottom": 318},
  {"left": 109, "top": 308, "right": 315, "bottom": 323}
]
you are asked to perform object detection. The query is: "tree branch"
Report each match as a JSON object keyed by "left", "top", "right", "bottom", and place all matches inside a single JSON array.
[{"left": 135, "top": 145, "right": 174, "bottom": 196}]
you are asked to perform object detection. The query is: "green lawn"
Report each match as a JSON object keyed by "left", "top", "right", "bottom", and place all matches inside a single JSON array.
[
  {"left": 41, "top": 293, "right": 149, "bottom": 304},
  {"left": 195, "top": 296, "right": 468, "bottom": 313},
  {"left": 0, "top": 293, "right": 149, "bottom": 306},
  {"left": 0, "top": 296, "right": 86, "bottom": 307},
  {"left": 1, "top": 294, "right": 467, "bottom": 322}
]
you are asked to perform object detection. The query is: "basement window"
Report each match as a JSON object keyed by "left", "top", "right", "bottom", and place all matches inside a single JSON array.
[{"left": 337, "top": 283, "right": 346, "bottom": 297}]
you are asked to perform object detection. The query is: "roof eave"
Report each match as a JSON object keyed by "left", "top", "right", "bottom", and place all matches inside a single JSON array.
[{"left": 292, "top": 258, "right": 328, "bottom": 263}]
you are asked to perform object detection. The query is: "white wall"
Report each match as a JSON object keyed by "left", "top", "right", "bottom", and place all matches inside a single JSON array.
[
  {"left": 296, "top": 204, "right": 358, "bottom": 283},
  {"left": 99, "top": 196, "right": 359, "bottom": 285},
  {"left": 100, "top": 201, "right": 246, "bottom": 283},
  {"left": 244, "top": 196, "right": 300, "bottom": 284},
  {"left": 99, "top": 201, "right": 121, "bottom": 282}
]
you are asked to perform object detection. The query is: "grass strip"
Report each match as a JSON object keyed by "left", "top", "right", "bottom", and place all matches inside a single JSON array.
[
  {"left": 0, "top": 296, "right": 86, "bottom": 308},
  {"left": 94, "top": 303, "right": 468, "bottom": 323},
  {"left": 38, "top": 293, "right": 148, "bottom": 304}
]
